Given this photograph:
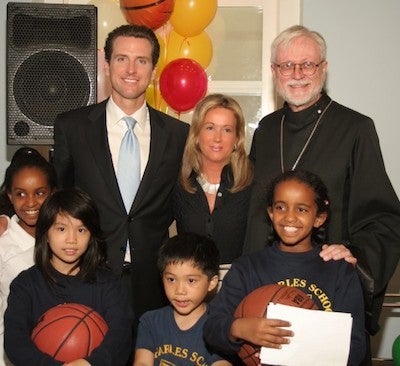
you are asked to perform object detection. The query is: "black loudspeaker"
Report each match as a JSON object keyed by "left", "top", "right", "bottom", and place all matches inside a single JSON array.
[{"left": 7, "top": 2, "right": 97, "bottom": 145}]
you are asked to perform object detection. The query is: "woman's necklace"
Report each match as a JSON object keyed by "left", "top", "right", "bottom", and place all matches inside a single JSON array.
[
  {"left": 196, "top": 174, "right": 220, "bottom": 194},
  {"left": 280, "top": 99, "right": 333, "bottom": 172}
]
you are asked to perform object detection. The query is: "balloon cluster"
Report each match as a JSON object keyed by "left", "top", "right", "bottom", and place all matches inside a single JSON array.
[{"left": 120, "top": 0, "right": 217, "bottom": 114}]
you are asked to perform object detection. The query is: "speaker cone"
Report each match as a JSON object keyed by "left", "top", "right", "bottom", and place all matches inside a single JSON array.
[{"left": 13, "top": 50, "right": 91, "bottom": 127}]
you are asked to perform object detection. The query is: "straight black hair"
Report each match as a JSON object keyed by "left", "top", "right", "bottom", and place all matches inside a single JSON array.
[
  {"left": 35, "top": 188, "right": 106, "bottom": 284},
  {"left": 158, "top": 233, "right": 220, "bottom": 279}
]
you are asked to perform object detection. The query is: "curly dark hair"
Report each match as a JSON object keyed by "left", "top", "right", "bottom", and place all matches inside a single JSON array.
[
  {"left": 0, "top": 147, "right": 57, "bottom": 216},
  {"left": 265, "top": 169, "right": 330, "bottom": 244}
]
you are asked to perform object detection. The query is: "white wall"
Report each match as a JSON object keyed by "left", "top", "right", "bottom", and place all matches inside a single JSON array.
[
  {"left": 302, "top": 0, "right": 400, "bottom": 198},
  {"left": 302, "top": 0, "right": 400, "bottom": 359}
]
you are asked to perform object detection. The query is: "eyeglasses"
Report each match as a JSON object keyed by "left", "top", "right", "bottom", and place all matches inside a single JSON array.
[{"left": 273, "top": 61, "right": 324, "bottom": 76}]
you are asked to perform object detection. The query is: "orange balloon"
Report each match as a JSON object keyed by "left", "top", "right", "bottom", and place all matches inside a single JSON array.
[
  {"left": 120, "top": 0, "right": 174, "bottom": 30},
  {"left": 170, "top": 0, "right": 217, "bottom": 37},
  {"left": 166, "top": 30, "right": 213, "bottom": 69}
]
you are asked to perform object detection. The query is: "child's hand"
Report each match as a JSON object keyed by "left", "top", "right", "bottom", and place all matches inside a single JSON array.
[
  {"left": 230, "top": 317, "right": 293, "bottom": 349},
  {"left": 63, "top": 359, "right": 91, "bottom": 366},
  {"left": 320, "top": 244, "right": 357, "bottom": 266}
]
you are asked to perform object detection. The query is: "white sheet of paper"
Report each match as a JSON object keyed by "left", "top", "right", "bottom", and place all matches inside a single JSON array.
[{"left": 260, "top": 303, "right": 352, "bottom": 366}]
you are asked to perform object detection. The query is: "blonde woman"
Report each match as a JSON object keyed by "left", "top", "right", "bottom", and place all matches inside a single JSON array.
[{"left": 173, "top": 94, "right": 253, "bottom": 264}]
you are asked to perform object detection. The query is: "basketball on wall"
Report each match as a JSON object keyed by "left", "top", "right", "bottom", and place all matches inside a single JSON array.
[
  {"left": 31, "top": 303, "right": 108, "bottom": 362},
  {"left": 120, "top": 0, "right": 174, "bottom": 30},
  {"left": 234, "top": 284, "right": 318, "bottom": 366}
]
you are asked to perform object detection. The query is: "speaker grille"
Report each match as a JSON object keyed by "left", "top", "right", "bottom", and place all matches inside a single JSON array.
[
  {"left": 7, "top": 2, "right": 97, "bottom": 145},
  {"left": 14, "top": 51, "right": 91, "bottom": 127},
  {"left": 13, "top": 14, "right": 92, "bottom": 48}
]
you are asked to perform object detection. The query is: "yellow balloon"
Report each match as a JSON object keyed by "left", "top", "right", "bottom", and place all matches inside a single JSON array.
[
  {"left": 146, "top": 80, "right": 167, "bottom": 112},
  {"left": 170, "top": 0, "right": 217, "bottom": 37},
  {"left": 166, "top": 30, "right": 213, "bottom": 69},
  {"left": 155, "top": 34, "right": 168, "bottom": 79},
  {"left": 88, "top": 0, "right": 127, "bottom": 49},
  {"left": 145, "top": 83, "right": 156, "bottom": 109},
  {"left": 158, "top": 98, "right": 170, "bottom": 114},
  {"left": 155, "top": 23, "right": 173, "bottom": 78}
]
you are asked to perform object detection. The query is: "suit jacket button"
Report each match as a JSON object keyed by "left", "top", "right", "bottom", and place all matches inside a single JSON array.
[{"left": 128, "top": 216, "right": 133, "bottom": 222}]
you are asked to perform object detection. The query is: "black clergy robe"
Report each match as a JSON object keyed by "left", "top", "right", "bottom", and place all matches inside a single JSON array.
[{"left": 244, "top": 91, "right": 400, "bottom": 334}]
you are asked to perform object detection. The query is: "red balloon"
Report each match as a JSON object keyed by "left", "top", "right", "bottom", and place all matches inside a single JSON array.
[
  {"left": 159, "top": 58, "right": 207, "bottom": 113},
  {"left": 120, "top": 0, "right": 174, "bottom": 30}
]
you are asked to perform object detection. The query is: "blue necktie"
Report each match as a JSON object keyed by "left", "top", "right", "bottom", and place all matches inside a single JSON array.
[{"left": 117, "top": 116, "right": 140, "bottom": 212}]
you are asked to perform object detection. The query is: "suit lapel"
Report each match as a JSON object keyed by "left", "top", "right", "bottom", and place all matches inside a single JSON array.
[
  {"left": 84, "top": 104, "right": 171, "bottom": 214},
  {"left": 85, "top": 101, "right": 125, "bottom": 211},
  {"left": 130, "top": 107, "right": 169, "bottom": 213}
]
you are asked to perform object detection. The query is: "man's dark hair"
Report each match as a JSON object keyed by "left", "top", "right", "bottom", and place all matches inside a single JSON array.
[{"left": 104, "top": 24, "right": 160, "bottom": 66}]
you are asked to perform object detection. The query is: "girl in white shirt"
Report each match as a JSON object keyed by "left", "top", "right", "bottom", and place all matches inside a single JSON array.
[{"left": 0, "top": 147, "right": 57, "bottom": 365}]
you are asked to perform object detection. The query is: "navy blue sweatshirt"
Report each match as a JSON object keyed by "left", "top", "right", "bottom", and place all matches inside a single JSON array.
[
  {"left": 4, "top": 266, "right": 133, "bottom": 366},
  {"left": 203, "top": 242, "right": 366, "bottom": 366}
]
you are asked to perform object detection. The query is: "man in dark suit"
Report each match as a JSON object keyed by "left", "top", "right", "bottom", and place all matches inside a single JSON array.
[{"left": 53, "top": 24, "right": 189, "bottom": 319}]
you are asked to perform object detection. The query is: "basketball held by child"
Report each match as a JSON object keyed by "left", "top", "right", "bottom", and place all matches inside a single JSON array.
[
  {"left": 234, "top": 284, "right": 318, "bottom": 366},
  {"left": 31, "top": 303, "right": 108, "bottom": 362}
]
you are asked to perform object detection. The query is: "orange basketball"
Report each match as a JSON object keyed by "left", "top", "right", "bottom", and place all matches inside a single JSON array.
[
  {"left": 120, "top": 0, "right": 174, "bottom": 30},
  {"left": 31, "top": 303, "right": 108, "bottom": 362},
  {"left": 234, "top": 284, "right": 317, "bottom": 366}
]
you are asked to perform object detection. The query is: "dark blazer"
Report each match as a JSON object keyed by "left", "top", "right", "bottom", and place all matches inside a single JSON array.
[{"left": 53, "top": 100, "right": 189, "bottom": 316}]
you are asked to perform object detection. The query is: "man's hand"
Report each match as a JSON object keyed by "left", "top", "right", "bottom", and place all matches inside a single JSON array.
[{"left": 320, "top": 244, "right": 357, "bottom": 266}]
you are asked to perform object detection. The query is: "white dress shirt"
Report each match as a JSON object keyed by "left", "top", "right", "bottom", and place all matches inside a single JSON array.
[
  {"left": 105, "top": 97, "right": 151, "bottom": 262},
  {"left": 106, "top": 96, "right": 150, "bottom": 178}
]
